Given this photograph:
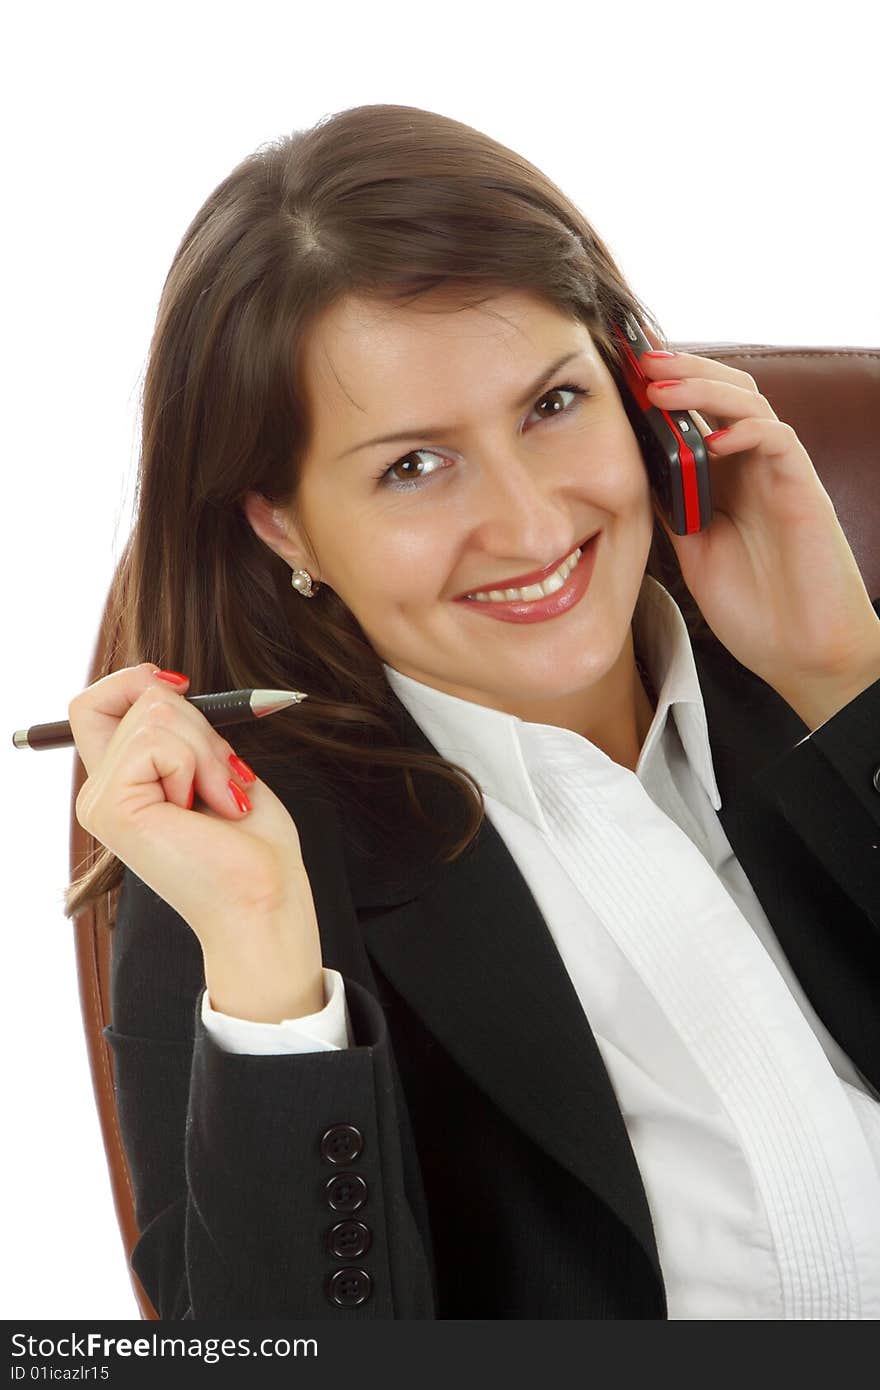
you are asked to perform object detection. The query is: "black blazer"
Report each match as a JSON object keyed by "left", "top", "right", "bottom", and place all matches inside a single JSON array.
[{"left": 105, "top": 601, "right": 880, "bottom": 1320}]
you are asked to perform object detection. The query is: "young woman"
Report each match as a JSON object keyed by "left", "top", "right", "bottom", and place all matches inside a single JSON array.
[{"left": 66, "top": 103, "right": 880, "bottom": 1321}]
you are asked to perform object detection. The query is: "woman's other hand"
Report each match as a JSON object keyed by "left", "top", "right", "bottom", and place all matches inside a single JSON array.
[{"left": 70, "top": 663, "right": 325, "bottom": 1020}]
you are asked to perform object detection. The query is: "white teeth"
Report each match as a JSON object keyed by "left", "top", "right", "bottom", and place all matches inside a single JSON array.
[{"left": 466, "top": 546, "right": 583, "bottom": 603}]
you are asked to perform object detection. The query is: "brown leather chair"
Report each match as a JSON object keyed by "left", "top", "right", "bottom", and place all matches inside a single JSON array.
[{"left": 70, "top": 342, "right": 880, "bottom": 1320}]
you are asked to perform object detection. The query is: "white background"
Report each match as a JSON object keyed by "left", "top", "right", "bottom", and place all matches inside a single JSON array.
[{"left": 3, "top": 0, "right": 878, "bottom": 1319}]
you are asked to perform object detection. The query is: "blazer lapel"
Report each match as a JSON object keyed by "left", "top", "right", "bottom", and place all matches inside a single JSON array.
[{"left": 342, "top": 695, "right": 667, "bottom": 1307}]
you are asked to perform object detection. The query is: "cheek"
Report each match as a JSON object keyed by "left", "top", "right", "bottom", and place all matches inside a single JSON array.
[
  {"left": 354, "top": 526, "right": 452, "bottom": 607},
  {"left": 577, "top": 425, "right": 650, "bottom": 512}
]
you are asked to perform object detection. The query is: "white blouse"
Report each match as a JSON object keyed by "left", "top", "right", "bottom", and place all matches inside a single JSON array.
[{"left": 202, "top": 572, "right": 880, "bottom": 1319}]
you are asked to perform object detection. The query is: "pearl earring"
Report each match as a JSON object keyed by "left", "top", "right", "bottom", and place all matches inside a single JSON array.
[{"left": 291, "top": 569, "right": 319, "bottom": 597}]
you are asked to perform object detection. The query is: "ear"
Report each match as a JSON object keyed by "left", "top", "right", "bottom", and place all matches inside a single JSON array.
[{"left": 242, "top": 491, "right": 318, "bottom": 576}]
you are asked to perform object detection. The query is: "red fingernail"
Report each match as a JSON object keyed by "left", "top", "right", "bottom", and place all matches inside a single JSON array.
[
  {"left": 705, "top": 428, "right": 732, "bottom": 445},
  {"left": 653, "top": 379, "right": 682, "bottom": 389},
  {"left": 154, "top": 669, "right": 189, "bottom": 686},
  {"left": 228, "top": 780, "right": 251, "bottom": 813},
  {"left": 228, "top": 752, "right": 257, "bottom": 784},
  {"left": 643, "top": 350, "right": 677, "bottom": 359},
  {"left": 186, "top": 780, "right": 195, "bottom": 810}
]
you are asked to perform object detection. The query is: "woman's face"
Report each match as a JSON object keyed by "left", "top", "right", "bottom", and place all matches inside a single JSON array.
[{"left": 248, "top": 287, "right": 655, "bottom": 724}]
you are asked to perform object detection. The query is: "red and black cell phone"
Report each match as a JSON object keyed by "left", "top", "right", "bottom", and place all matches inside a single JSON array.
[{"left": 610, "top": 311, "right": 713, "bottom": 535}]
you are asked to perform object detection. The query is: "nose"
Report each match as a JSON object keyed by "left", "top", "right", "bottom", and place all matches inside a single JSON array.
[{"left": 463, "top": 447, "right": 575, "bottom": 569}]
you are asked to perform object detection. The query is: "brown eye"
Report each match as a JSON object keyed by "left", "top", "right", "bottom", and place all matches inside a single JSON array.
[
  {"left": 383, "top": 449, "right": 444, "bottom": 489},
  {"left": 529, "top": 384, "right": 588, "bottom": 422}
]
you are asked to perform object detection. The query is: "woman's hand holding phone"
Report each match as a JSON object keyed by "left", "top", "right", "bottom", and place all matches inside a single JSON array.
[
  {"left": 70, "top": 663, "right": 325, "bottom": 1022},
  {"left": 637, "top": 346, "right": 880, "bottom": 723}
]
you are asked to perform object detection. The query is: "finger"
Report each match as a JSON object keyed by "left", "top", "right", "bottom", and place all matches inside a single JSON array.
[
  {"left": 95, "top": 686, "right": 256, "bottom": 817},
  {"left": 75, "top": 710, "right": 253, "bottom": 846},
  {"left": 74, "top": 721, "right": 255, "bottom": 909},
  {"left": 68, "top": 663, "right": 186, "bottom": 779},
  {"left": 696, "top": 416, "right": 803, "bottom": 466},
  {"left": 690, "top": 408, "right": 714, "bottom": 437},
  {"left": 640, "top": 350, "right": 762, "bottom": 395},
  {"left": 70, "top": 665, "right": 257, "bottom": 819},
  {"left": 121, "top": 676, "right": 259, "bottom": 795},
  {"left": 645, "top": 376, "right": 778, "bottom": 426}
]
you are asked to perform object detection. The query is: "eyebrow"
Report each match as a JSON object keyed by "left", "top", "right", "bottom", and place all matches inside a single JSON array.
[{"left": 334, "top": 349, "right": 588, "bottom": 461}]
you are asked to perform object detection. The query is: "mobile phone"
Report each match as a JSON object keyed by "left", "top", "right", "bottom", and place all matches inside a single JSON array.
[{"left": 610, "top": 311, "right": 713, "bottom": 535}]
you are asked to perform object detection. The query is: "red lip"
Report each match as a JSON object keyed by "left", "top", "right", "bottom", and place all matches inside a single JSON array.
[{"left": 454, "top": 532, "right": 598, "bottom": 599}]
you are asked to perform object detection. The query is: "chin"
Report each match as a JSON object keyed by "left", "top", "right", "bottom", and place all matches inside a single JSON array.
[{"left": 467, "top": 661, "right": 607, "bottom": 703}]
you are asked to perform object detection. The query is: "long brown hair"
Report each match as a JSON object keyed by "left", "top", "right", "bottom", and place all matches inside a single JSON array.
[{"left": 64, "top": 102, "right": 708, "bottom": 920}]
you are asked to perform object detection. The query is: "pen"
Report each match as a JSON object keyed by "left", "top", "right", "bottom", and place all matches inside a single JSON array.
[{"left": 11, "top": 688, "right": 309, "bottom": 751}]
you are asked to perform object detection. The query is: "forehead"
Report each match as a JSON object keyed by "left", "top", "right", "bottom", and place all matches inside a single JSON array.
[{"left": 299, "top": 288, "right": 597, "bottom": 427}]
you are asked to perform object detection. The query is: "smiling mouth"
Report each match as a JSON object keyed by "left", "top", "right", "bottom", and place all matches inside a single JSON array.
[{"left": 456, "top": 532, "right": 598, "bottom": 603}]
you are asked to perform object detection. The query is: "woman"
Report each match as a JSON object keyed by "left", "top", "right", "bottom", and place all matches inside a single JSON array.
[{"left": 66, "top": 104, "right": 880, "bottom": 1320}]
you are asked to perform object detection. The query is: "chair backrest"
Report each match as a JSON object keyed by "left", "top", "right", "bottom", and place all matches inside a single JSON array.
[{"left": 69, "top": 342, "right": 880, "bottom": 1319}]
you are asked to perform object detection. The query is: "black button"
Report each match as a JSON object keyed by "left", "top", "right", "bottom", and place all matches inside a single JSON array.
[
  {"left": 326, "top": 1267, "right": 372, "bottom": 1307},
  {"left": 327, "top": 1219, "right": 372, "bottom": 1259},
  {"left": 320, "top": 1123, "right": 364, "bottom": 1164},
  {"left": 324, "top": 1172, "right": 367, "bottom": 1213}
]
